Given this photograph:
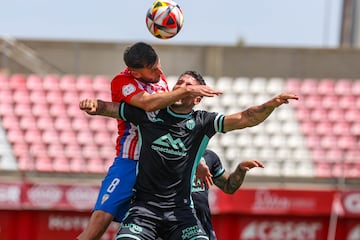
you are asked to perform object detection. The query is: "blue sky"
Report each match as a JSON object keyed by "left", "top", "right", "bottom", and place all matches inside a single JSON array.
[{"left": 0, "top": 0, "right": 342, "bottom": 47}]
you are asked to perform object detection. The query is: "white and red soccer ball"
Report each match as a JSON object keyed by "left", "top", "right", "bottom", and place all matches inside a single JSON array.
[{"left": 146, "top": 0, "right": 184, "bottom": 39}]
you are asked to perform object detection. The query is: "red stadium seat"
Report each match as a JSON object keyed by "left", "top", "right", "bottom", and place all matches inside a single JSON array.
[
  {"left": 320, "top": 135, "right": 337, "bottom": 149},
  {"left": 29, "top": 89, "right": 47, "bottom": 104},
  {"left": 45, "top": 90, "right": 63, "bottom": 104},
  {"left": 337, "top": 135, "right": 356, "bottom": 149},
  {"left": 63, "top": 90, "right": 80, "bottom": 105},
  {"left": 285, "top": 78, "right": 302, "bottom": 92},
  {"left": 350, "top": 122, "right": 360, "bottom": 135},
  {"left": 338, "top": 95, "right": 356, "bottom": 109},
  {"left": 311, "top": 147, "right": 326, "bottom": 162},
  {"left": 35, "top": 154, "right": 53, "bottom": 172},
  {"left": 64, "top": 141, "right": 82, "bottom": 158},
  {"left": 6, "top": 129, "right": 24, "bottom": 144},
  {"left": 31, "top": 102, "right": 50, "bottom": 117},
  {"left": 1, "top": 115, "right": 20, "bottom": 130},
  {"left": 325, "top": 149, "right": 344, "bottom": 162},
  {"left": 304, "top": 95, "right": 322, "bottom": 108},
  {"left": 59, "top": 130, "right": 78, "bottom": 145},
  {"left": 9, "top": 74, "right": 27, "bottom": 90},
  {"left": 76, "top": 131, "right": 95, "bottom": 145},
  {"left": 76, "top": 75, "right": 93, "bottom": 90},
  {"left": 305, "top": 134, "right": 321, "bottom": 149},
  {"left": 52, "top": 157, "right": 71, "bottom": 172},
  {"left": 344, "top": 150, "right": 360, "bottom": 163},
  {"left": 317, "top": 79, "right": 335, "bottom": 95},
  {"left": 93, "top": 131, "right": 112, "bottom": 146},
  {"left": 315, "top": 121, "right": 333, "bottom": 135},
  {"left": 14, "top": 102, "right": 33, "bottom": 117},
  {"left": 327, "top": 108, "right": 345, "bottom": 122},
  {"left": 295, "top": 106, "right": 311, "bottom": 121},
  {"left": 83, "top": 145, "right": 100, "bottom": 159},
  {"left": 26, "top": 74, "right": 43, "bottom": 90},
  {"left": 300, "top": 78, "right": 318, "bottom": 95},
  {"left": 321, "top": 95, "right": 339, "bottom": 109},
  {"left": 332, "top": 121, "right": 351, "bottom": 136},
  {"left": 69, "top": 157, "right": 87, "bottom": 172},
  {"left": 37, "top": 116, "right": 55, "bottom": 131},
  {"left": 93, "top": 75, "right": 110, "bottom": 92},
  {"left": 59, "top": 75, "right": 77, "bottom": 91},
  {"left": 300, "top": 121, "right": 316, "bottom": 135},
  {"left": 352, "top": 79, "right": 360, "bottom": 95},
  {"left": 72, "top": 118, "right": 90, "bottom": 132},
  {"left": 24, "top": 129, "right": 42, "bottom": 144},
  {"left": 0, "top": 74, "right": 9, "bottom": 88},
  {"left": 18, "top": 155, "right": 35, "bottom": 171},
  {"left": 0, "top": 88, "right": 14, "bottom": 105},
  {"left": 13, "top": 89, "right": 30, "bottom": 103},
  {"left": 310, "top": 108, "right": 328, "bottom": 122},
  {"left": 66, "top": 104, "right": 82, "bottom": 118},
  {"left": 20, "top": 116, "right": 38, "bottom": 130},
  {"left": 335, "top": 79, "right": 353, "bottom": 95},
  {"left": 49, "top": 102, "right": 67, "bottom": 117},
  {"left": 88, "top": 117, "right": 108, "bottom": 132},
  {"left": 42, "top": 130, "right": 60, "bottom": 145},
  {"left": 54, "top": 116, "right": 73, "bottom": 131},
  {"left": 315, "top": 162, "right": 332, "bottom": 178},
  {"left": 87, "top": 158, "right": 105, "bottom": 173},
  {"left": 345, "top": 108, "right": 359, "bottom": 122},
  {"left": 43, "top": 74, "right": 60, "bottom": 91},
  {"left": 0, "top": 101, "right": 15, "bottom": 116}
]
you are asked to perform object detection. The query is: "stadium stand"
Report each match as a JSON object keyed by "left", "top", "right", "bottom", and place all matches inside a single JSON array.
[{"left": 0, "top": 74, "right": 359, "bottom": 180}]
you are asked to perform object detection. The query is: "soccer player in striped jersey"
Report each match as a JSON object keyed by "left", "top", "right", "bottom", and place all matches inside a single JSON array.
[{"left": 77, "top": 43, "right": 221, "bottom": 240}]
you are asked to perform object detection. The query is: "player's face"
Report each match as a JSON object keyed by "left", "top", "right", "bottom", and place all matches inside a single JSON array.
[
  {"left": 131, "top": 59, "right": 163, "bottom": 83},
  {"left": 171, "top": 74, "right": 202, "bottom": 111}
]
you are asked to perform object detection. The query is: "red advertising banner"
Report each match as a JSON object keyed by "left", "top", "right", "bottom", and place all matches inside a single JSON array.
[
  {"left": 0, "top": 182, "right": 22, "bottom": 209},
  {"left": 213, "top": 215, "right": 330, "bottom": 240},
  {"left": 0, "top": 181, "right": 359, "bottom": 240},
  {"left": 340, "top": 190, "right": 360, "bottom": 217},
  {"left": 21, "top": 183, "right": 99, "bottom": 211},
  {"left": 210, "top": 188, "right": 336, "bottom": 216}
]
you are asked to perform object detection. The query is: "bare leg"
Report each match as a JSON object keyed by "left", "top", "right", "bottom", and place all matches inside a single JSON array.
[{"left": 76, "top": 210, "right": 114, "bottom": 240}]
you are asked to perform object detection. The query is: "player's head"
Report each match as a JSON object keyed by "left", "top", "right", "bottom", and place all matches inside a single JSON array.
[
  {"left": 171, "top": 70, "right": 206, "bottom": 112},
  {"left": 124, "top": 42, "right": 163, "bottom": 83}
]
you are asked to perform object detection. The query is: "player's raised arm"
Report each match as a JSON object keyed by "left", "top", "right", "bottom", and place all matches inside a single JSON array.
[
  {"left": 129, "top": 84, "right": 222, "bottom": 112},
  {"left": 223, "top": 93, "right": 299, "bottom": 132},
  {"left": 79, "top": 99, "right": 120, "bottom": 119}
]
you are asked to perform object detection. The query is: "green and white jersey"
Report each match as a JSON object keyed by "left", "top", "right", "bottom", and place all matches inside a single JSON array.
[{"left": 118, "top": 103, "right": 225, "bottom": 209}]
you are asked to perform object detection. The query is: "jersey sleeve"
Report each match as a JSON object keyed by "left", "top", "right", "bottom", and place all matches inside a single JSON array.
[
  {"left": 111, "top": 74, "right": 144, "bottom": 103},
  {"left": 118, "top": 102, "right": 146, "bottom": 126},
  {"left": 204, "top": 149, "right": 225, "bottom": 179}
]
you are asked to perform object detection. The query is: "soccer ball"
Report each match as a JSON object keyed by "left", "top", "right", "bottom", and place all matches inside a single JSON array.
[{"left": 146, "top": 0, "right": 184, "bottom": 39}]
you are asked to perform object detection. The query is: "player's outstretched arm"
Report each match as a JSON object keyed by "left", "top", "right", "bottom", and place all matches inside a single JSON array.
[
  {"left": 214, "top": 160, "right": 264, "bottom": 194},
  {"left": 129, "top": 85, "right": 222, "bottom": 112},
  {"left": 79, "top": 99, "right": 121, "bottom": 119},
  {"left": 223, "top": 93, "right": 299, "bottom": 132}
]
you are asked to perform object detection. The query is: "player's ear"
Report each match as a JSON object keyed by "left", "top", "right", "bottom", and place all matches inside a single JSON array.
[
  {"left": 194, "top": 96, "right": 202, "bottom": 105},
  {"left": 130, "top": 69, "right": 142, "bottom": 79}
]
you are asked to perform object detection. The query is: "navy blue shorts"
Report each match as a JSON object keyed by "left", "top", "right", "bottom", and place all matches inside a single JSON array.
[
  {"left": 93, "top": 158, "right": 138, "bottom": 222},
  {"left": 116, "top": 202, "right": 209, "bottom": 240}
]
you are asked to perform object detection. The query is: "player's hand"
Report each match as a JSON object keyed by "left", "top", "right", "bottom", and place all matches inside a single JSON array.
[
  {"left": 79, "top": 99, "right": 99, "bottom": 115},
  {"left": 195, "top": 160, "right": 213, "bottom": 189},
  {"left": 239, "top": 160, "right": 265, "bottom": 171},
  {"left": 186, "top": 85, "right": 223, "bottom": 98},
  {"left": 269, "top": 93, "right": 299, "bottom": 107}
]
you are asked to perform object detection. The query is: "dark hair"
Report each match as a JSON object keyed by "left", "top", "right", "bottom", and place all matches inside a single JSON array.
[
  {"left": 179, "top": 70, "right": 206, "bottom": 85},
  {"left": 123, "top": 42, "right": 158, "bottom": 69}
]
